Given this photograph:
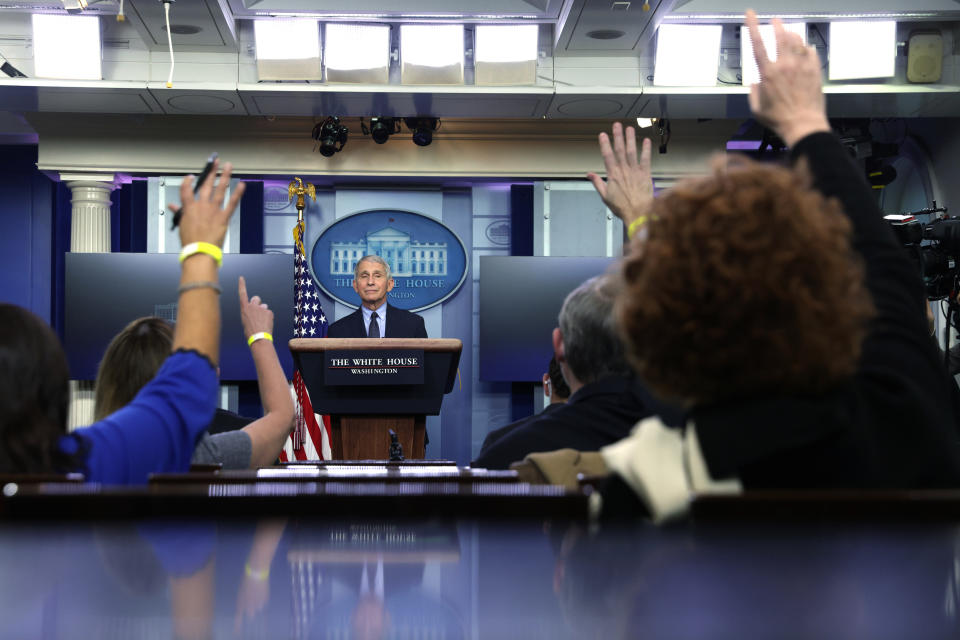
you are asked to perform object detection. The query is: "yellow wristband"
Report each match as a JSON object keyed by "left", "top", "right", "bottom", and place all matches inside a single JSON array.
[
  {"left": 627, "top": 215, "right": 648, "bottom": 239},
  {"left": 247, "top": 332, "right": 273, "bottom": 347},
  {"left": 179, "top": 242, "right": 223, "bottom": 267},
  {"left": 245, "top": 563, "right": 269, "bottom": 580}
]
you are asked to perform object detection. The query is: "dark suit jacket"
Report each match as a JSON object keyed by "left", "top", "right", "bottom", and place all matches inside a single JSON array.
[
  {"left": 479, "top": 403, "right": 564, "bottom": 455},
  {"left": 472, "top": 375, "right": 684, "bottom": 470},
  {"left": 326, "top": 304, "right": 428, "bottom": 339}
]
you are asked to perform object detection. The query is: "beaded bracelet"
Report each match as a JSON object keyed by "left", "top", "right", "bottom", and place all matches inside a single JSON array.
[{"left": 178, "top": 281, "right": 222, "bottom": 295}]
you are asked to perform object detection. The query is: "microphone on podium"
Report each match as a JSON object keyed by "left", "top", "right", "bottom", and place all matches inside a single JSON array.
[{"left": 388, "top": 429, "right": 405, "bottom": 462}]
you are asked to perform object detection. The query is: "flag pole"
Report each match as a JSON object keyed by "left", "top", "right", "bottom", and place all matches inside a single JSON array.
[{"left": 286, "top": 177, "right": 321, "bottom": 459}]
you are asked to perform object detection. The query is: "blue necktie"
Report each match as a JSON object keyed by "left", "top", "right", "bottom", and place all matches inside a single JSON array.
[{"left": 368, "top": 311, "right": 380, "bottom": 338}]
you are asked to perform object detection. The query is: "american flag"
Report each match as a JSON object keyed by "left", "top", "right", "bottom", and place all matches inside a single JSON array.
[{"left": 281, "top": 219, "right": 333, "bottom": 461}]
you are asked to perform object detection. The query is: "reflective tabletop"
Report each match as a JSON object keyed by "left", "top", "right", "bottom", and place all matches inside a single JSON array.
[{"left": 1, "top": 517, "right": 957, "bottom": 639}]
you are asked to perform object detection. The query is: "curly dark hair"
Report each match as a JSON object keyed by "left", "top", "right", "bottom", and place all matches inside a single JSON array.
[{"left": 615, "top": 155, "right": 875, "bottom": 404}]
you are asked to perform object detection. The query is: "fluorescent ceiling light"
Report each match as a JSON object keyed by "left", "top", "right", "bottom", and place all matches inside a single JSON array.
[
  {"left": 475, "top": 25, "right": 538, "bottom": 63},
  {"left": 829, "top": 21, "right": 897, "bottom": 81},
  {"left": 740, "top": 22, "right": 807, "bottom": 86},
  {"left": 401, "top": 24, "right": 464, "bottom": 85},
  {"left": 253, "top": 19, "right": 321, "bottom": 81},
  {"left": 475, "top": 24, "right": 538, "bottom": 85},
  {"left": 254, "top": 19, "right": 320, "bottom": 61},
  {"left": 325, "top": 23, "right": 390, "bottom": 83},
  {"left": 653, "top": 24, "right": 722, "bottom": 87},
  {"left": 32, "top": 14, "right": 101, "bottom": 80}
]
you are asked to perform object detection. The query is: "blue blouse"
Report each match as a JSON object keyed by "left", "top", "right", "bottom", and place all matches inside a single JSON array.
[{"left": 61, "top": 350, "right": 218, "bottom": 485}]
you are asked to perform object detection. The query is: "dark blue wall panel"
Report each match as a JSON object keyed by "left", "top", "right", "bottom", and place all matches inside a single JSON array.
[
  {"left": 441, "top": 188, "right": 473, "bottom": 465},
  {"left": 510, "top": 184, "right": 534, "bottom": 257},
  {"left": 240, "top": 181, "right": 264, "bottom": 254},
  {"left": 111, "top": 180, "right": 148, "bottom": 253},
  {"left": 0, "top": 145, "right": 54, "bottom": 322}
]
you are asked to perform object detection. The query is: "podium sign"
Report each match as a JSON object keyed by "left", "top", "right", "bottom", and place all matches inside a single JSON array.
[
  {"left": 324, "top": 349, "right": 424, "bottom": 385},
  {"left": 290, "top": 338, "right": 462, "bottom": 459}
]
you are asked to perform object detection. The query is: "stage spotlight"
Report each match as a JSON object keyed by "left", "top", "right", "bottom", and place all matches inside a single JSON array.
[
  {"left": 361, "top": 117, "right": 401, "bottom": 144},
  {"left": 312, "top": 116, "right": 348, "bottom": 157},
  {"left": 404, "top": 117, "right": 440, "bottom": 147}
]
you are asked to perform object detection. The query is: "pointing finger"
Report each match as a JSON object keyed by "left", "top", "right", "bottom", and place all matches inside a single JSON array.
[{"left": 238, "top": 276, "right": 248, "bottom": 304}]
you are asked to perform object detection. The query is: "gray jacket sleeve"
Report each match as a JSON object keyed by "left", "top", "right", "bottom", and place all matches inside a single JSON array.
[{"left": 191, "top": 430, "right": 252, "bottom": 470}]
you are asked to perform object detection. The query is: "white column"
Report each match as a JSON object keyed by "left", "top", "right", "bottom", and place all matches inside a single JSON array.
[
  {"left": 65, "top": 177, "right": 117, "bottom": 253},
  {"left": 62, "top": 174, "right": 118, "bottom": 430}
]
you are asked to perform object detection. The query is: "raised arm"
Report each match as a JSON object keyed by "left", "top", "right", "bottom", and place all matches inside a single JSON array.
[
  {"left": 587, "top": 122, "right": 654, "bottom": 240},
  {"left": 171, "top": 160, "right": 246, "bottom": 364},
  {"left": 238, "top": 276, "right": 296, "bottom": 468},
  {"left": 74, "top": 161, "right": 247, "bottom": 484},
  {"left": 745, "top": 10, "right": 925, "bottom": 320}
]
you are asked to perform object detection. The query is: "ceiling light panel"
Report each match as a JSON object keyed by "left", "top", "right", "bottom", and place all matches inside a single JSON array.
[
  {"left": 32, "top": 14, "right": 101, "bottom": 81},
  {"left": 829, "top": 21, "right": 897, "bottom": 81},
  {"left": 325, "top": 23, "right": 390, "bottom": 84},
  {"left": 475, "top": 24, "right": 538, "bottom": 85},
  {"left": 401, "top": 24, "right": 464, "bottom": 85},
  {"left": 254, "top": 19, "right": 322, "bottom": 81},
  {"left": 653, "top": 24, "right": 722, "bottom": 87},
  {"left": 740, "top": 22, "right": 807, "bottom": 86}
]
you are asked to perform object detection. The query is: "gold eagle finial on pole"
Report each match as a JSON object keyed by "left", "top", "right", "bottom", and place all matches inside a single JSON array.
[
  {"left": 287, "top": 177, "right": 316, "bottom": 223},
  {"left": 289, "top": 177, "right": 316, "bottom": 256}
]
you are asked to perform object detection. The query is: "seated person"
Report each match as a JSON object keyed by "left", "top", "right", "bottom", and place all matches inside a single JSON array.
[
  {"left": 327, "top": 255, "right": 427, "bottom": 338},
  {"left": 591, "top": 13, "right": 960, "bottom": 522},
  {"left": 479, "top": 356, "right": 571, "bottom": 455},
  {"left": 94, "top": 277, "right": 294, "bottom": 469},
  {"left": 0, "top": 159, "right": 246, "bottom": 483},
  {"left": 472, "top": 274, "right": 682, "bottom": 470}
]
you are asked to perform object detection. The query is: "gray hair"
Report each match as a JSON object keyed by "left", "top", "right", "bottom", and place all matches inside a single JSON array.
[
  {"left": 353, "top": 255, "right": 391, "bottom": 281},
  {"left": 558, "top": 274, "right": 631, "bottom": 385}
]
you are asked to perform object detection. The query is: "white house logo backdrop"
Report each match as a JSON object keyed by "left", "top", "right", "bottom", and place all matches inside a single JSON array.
[{"left": 311, "top": 209, "right": 468, "bottom": 311}]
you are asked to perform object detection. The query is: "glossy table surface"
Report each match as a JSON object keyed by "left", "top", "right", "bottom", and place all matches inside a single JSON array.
[{"left": 1, "top": 516, "right": 957, "bottom": 640}]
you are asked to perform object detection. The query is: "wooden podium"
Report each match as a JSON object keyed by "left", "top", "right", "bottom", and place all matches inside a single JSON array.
[{"left": 289, "top": 338, "right": 462, "bottom": 460}]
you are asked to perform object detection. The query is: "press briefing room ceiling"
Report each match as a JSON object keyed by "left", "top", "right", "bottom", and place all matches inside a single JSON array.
[{"left": 0, "top": 0, "right": 959, "bottom": 122}]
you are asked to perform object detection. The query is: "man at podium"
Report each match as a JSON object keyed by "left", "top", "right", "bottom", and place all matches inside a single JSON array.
[{"left": 328, "top": 255, "right": 428, "bottom": 339}]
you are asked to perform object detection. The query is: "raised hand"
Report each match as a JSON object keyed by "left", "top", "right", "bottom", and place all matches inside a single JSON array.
[
  {"left": 745, "top": 9, "right": 830, "bottom": 147},
  {"left": 170, "top": 158, "right": 246, "bottom": 249},
  {"left": 238, "top": 276, "right": 274, "bottom": 341},
  {"left": 587, "top": 122, "right": 654, "bottom": 227}
]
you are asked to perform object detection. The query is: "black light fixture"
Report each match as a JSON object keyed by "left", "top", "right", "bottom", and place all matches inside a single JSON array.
[
  {"left": 311, "top": 116, "right": 348, "bottom": 157},
  {"left": 404, "top": 117, "right": 440, "bottom": 147},
  {"left": 0, "top": 52, "right": 26, "bottom": 78},
  {"left": 361, "top": 117, "right": 401, "bottom": 144}
]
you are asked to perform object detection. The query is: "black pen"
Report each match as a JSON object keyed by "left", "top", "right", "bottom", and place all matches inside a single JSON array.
[{"left": 172, "top": 152, "right": 218, "bottom": 230}]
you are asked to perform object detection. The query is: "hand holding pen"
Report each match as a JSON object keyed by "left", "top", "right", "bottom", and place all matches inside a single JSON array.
[{"left": 171, "top": 152, "right": 218, "bottom": 230}]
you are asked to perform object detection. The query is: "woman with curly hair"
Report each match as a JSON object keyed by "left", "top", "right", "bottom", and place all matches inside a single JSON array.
[{"left": 588, "top": 12, "right": 960, "bottom": 521}]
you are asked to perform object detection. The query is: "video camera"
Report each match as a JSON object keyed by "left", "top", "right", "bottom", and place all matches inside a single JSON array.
[{"left": 886, "top": 204, "right": 958, "bottom": 300}]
